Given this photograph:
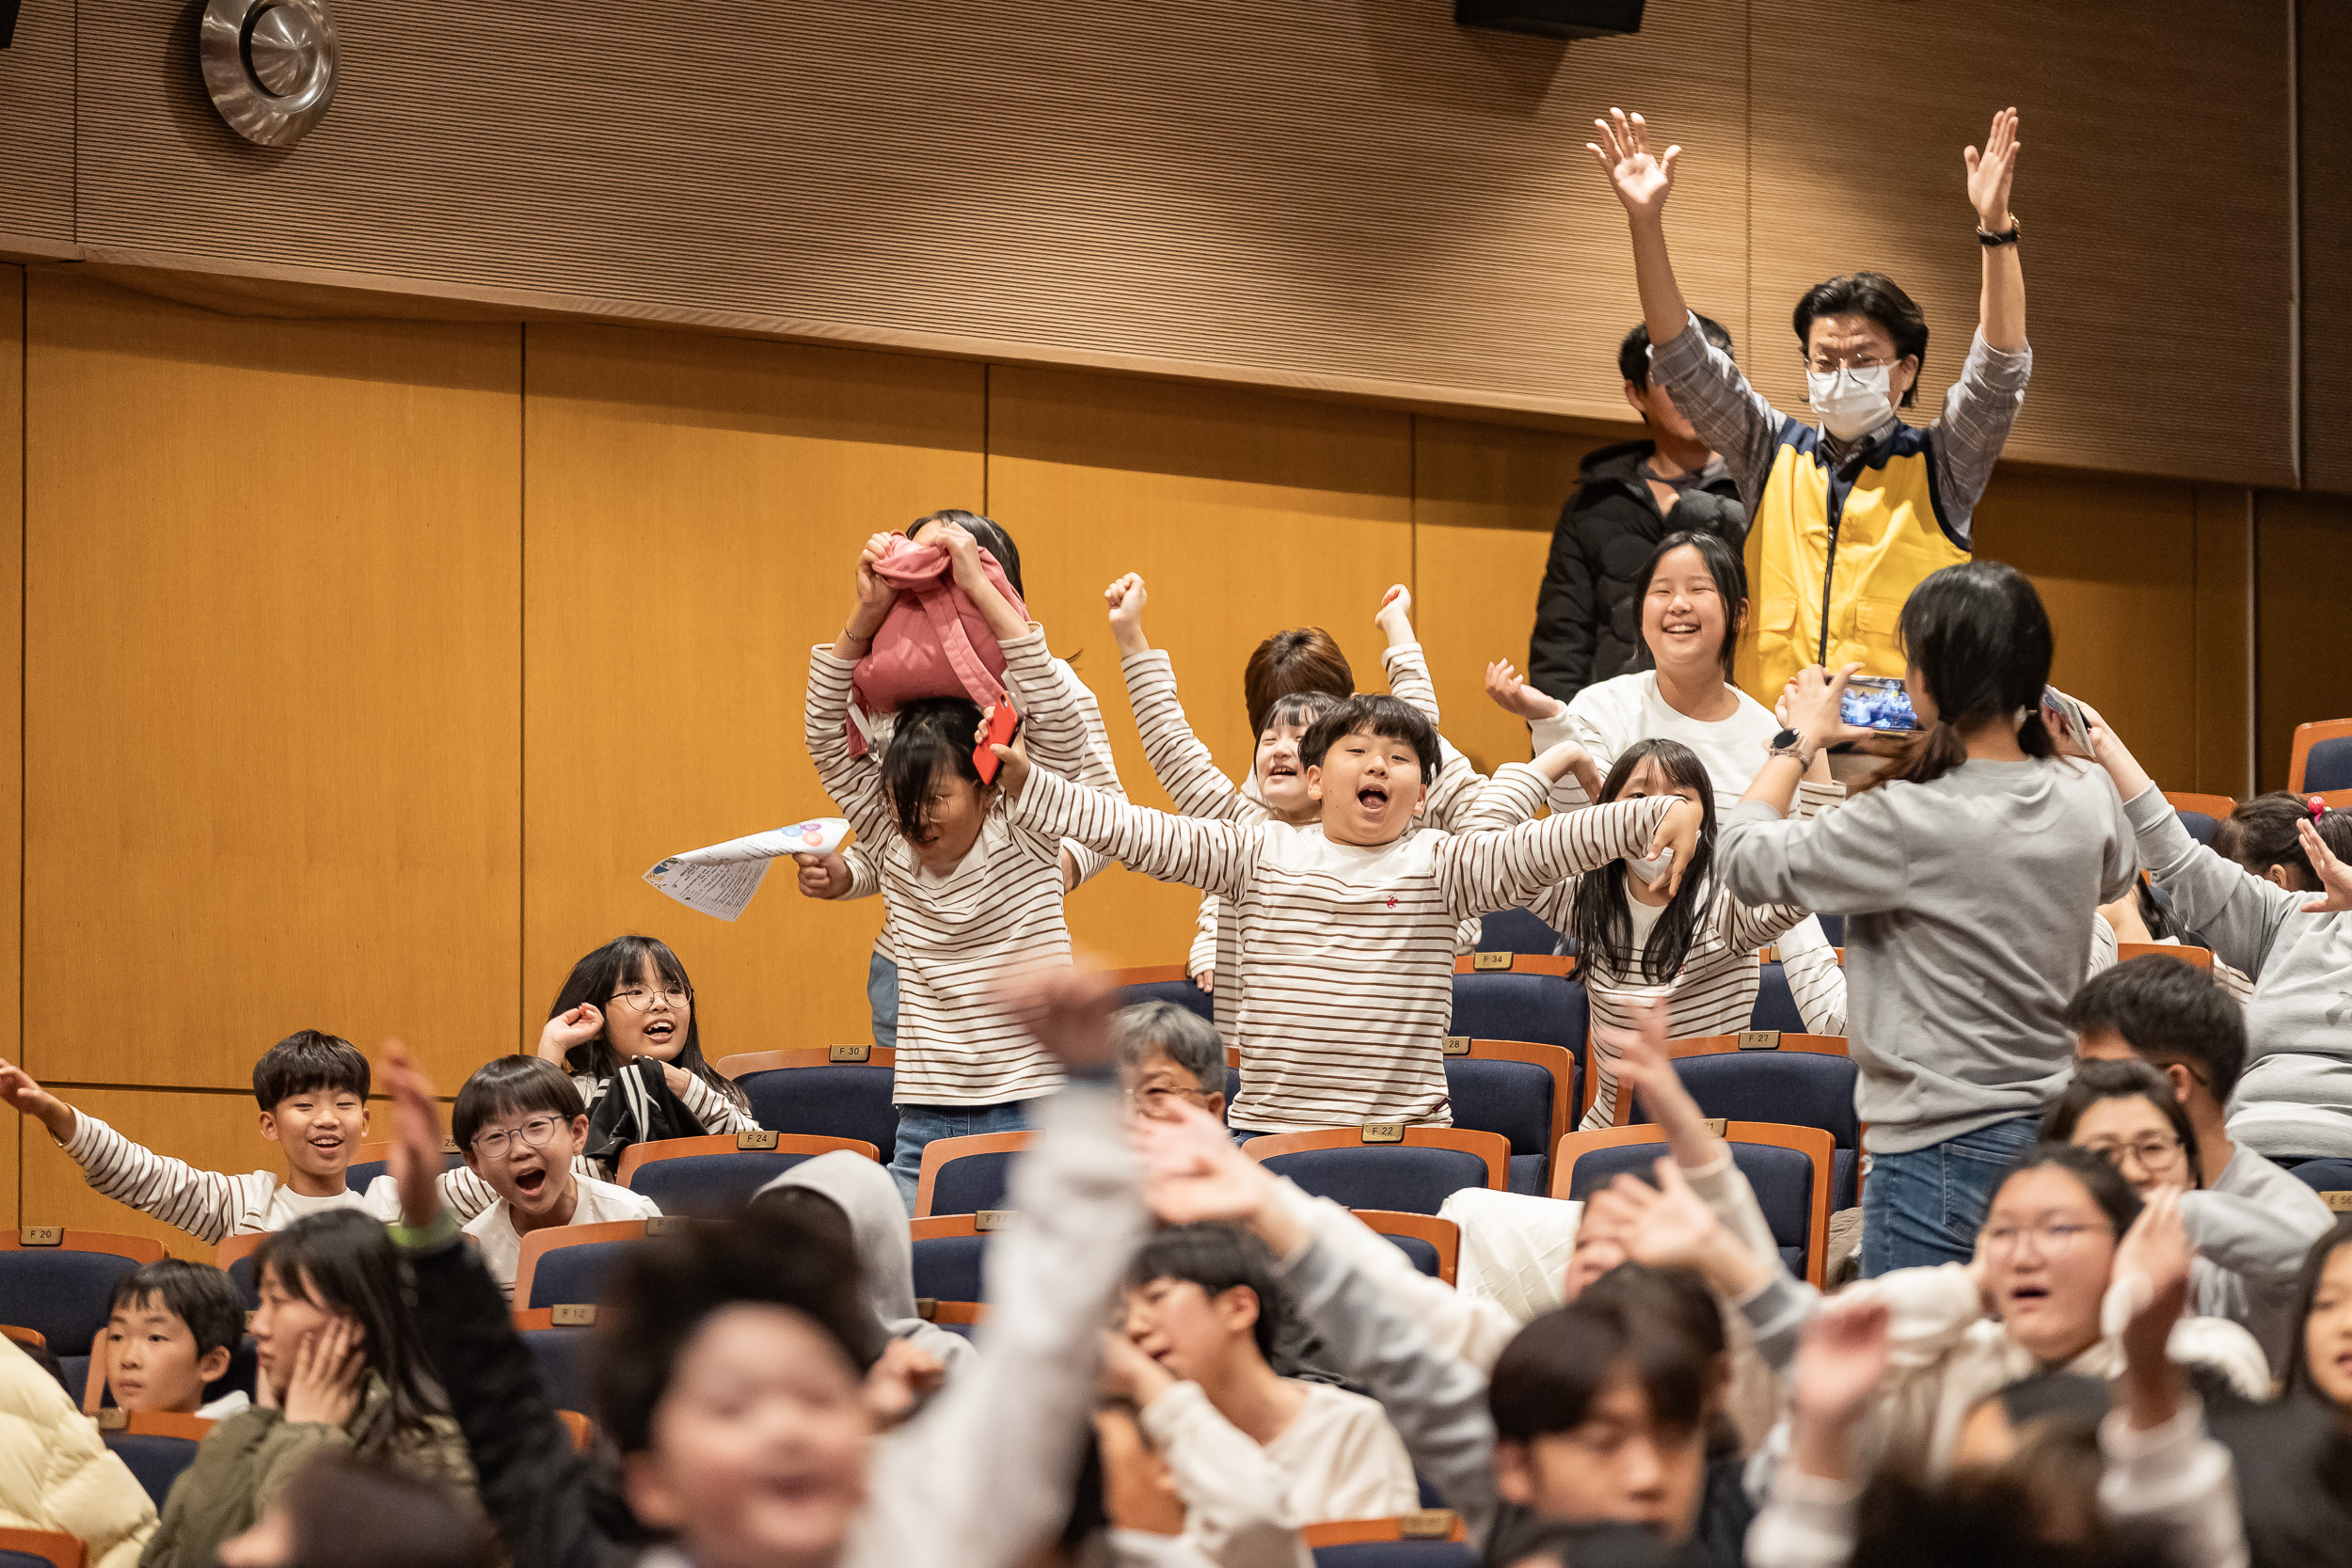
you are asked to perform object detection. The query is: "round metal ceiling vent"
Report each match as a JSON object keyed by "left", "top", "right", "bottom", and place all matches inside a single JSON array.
[{"left": 199, "top": 0, "right": 339, "bottom": 147}]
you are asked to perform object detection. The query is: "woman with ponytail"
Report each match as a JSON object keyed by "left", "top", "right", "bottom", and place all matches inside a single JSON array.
[{"left": 1711, "top": 561, "right": 2137, "bottom": 1277}]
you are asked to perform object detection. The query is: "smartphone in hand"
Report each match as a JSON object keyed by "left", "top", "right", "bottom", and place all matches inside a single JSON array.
[
  {"left": 974, "top": 704, "right": 1022, "bottom": 784},
  {"left": 2042, "top": 686, "right": 2093, "bottom": 753},
  {"left": 1838, "top": 676, "right": 1919, "bottom": 732}
]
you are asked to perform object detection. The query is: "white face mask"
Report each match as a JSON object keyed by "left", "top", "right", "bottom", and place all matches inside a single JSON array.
[
  {"left": 1626, "top": 847, "right": 1676, "bottom": 887},
  {"left": 1805, "top": 363, "right": 1896, "bottom": 442}
]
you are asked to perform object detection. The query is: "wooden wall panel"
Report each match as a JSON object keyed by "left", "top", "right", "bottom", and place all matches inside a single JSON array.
[
  {"left": 0, "top": 264, "right": 19, "bottom": 1232},
  {"left": 21, "top": 1090, "right": 278, "bottom": 1262},
  {"left": 24, "top": 271, "right": 522, "bottom": 1092},
  {"left": 2255, "top": 490, "right": 2352, "bottom": 789},
  {"left": 1747, "top": 1, "right": 2294, "bottom": 487},
  {"left": 1411, "top": 418, "right": 1605, "bottom": 777},
  {"left": 989, "top": 368, "right": 1413, "bottom": 969},
  {"left": 1971, "top": 468, "right": 2200, "bottom": 791},
  {"left": 2191, "top": 487, "right": 2256, "bottom": 800},
  {"left": 521, "top": 325, "right": 981, "bottom": 1053},
  {"left": 0, "top": 0, "right": 73, "bottom": 246},
  {"left": 2300, "top": 7, "right": 2352, "bottom": 493}
]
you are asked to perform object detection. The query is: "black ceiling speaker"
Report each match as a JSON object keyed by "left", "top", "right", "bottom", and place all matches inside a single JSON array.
[
  {"left": 1455, "top": 0, "right": 1643, "bottom": 40},
  {"left": 0, "top": 0, "right": 21, "bottom": 49}
]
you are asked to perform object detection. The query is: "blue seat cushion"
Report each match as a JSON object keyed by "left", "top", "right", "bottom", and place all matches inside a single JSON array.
[
  {"left": 1445, "top": 1058, "right": 1555, "bottom": 1157},
  {"left": 1833, "top": 1148, "right": 1859, "bottom": 1213},
  {"left": 2174, "top": 810, "right": 2221, "bottom": 847},
  {"left": 1568, "top": 1138, "right": 1817, "bottom": 1277},
  {"left": 1311, "top": 1544, "right": 1476, "bottom": 1568},
  {"left": 1506, "top": 1152, "right": 1547, "bottom": 1196},
  {"left": 526, "top": 1239, "right": 642, "bottom": 1309},
  {"left": 2284, "top": 1157, "right": 2352, "bottom": 1196},
  {"left": 1255, "top": 1148, "right": 1491, "bottom": 1216},
  {"left": 2304, "top": 736, "right": 2352, "bottom": 794},
  {"left": 1449, "top": 974, "right": 1587, "bottom": 1065},
  {"left": 1116, "top": 979, "right": 1214, "bottom": 1025},
  {"left": 929, "top": 1151, "right": 1018, "bottom": 1216},
  {"left": 628, "top": 1150, "right": 826, "bottom": 1213},
  {"left": 1814, "top": 913, "right": 1845, "bottom": 946},
  {"left": 521, "top": 1324, "right": 596, "bottom": 1414},
  {"left": 1629, "top": 1053, "right": 1860, "bottom": 1151},
  {"left": 344, "top": 1150, "right": 459, "bottom": 1196},
  {"left": 1476, "top": 908, "right": 1564, "bottom": 955},
  {"left": 55, "top": 1354, "right": 89, "bottom": 1404},
  {"left": 227, "top": 1254, "right": 260, "bottom": 1311},
  {"left": 0, "top": 1249, "right": 144, "bottom": 1352},
  {"left": 105, "top": 1432, "right": 200, "bottom": 1509},
  {"left": 1750, "top": 961, "right": 1806, "bottom": 1033},
  {"left": 911, "top": 1235, "right": 989, "bottom": 1303},
  {"left": 738, "top": 1066, "right": 899, "bottom": 1162},
  {"left": 1378, "top": 1232, "right": 1442, "bottom": 1279}
]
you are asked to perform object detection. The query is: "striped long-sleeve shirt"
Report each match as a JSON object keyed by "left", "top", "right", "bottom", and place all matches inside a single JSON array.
[
  {"left": 1009, "top": 765, "right": 1670, "bottom": 1132},
  {"left": 805, "top": 627, "right": 1090, "bottom": 1107},
  {"left": 569, "top": 1069, "right": 757, "bottom": 1137},
  {"left": 59, "top": 1109, "right": 531, "bottom": 1245},
  {"left": 1463, "top": 765, "right": 1841, "bottom": 1127}
]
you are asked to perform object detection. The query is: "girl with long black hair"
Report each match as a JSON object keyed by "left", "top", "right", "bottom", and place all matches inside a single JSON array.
[
  {"left": 534, "top": 933, "right": 755, "bottom": 1146},
  {"left": 1715, "top": 561, "right": 2138, "bottom": 1277}
]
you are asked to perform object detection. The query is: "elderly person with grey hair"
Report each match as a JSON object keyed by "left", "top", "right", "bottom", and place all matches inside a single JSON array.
[{"left": 1112, "top": 1001, "right": 1230, "bottom": 1128}]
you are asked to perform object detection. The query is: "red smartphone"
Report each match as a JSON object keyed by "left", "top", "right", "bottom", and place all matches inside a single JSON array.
[{"left": 974, "top": 704, "right": 1022, "bottom": 784}]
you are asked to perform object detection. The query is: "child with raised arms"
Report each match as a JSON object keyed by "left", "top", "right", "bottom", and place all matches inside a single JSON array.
[
  {"left": 0, "top": 1030, "right": 550, "bottom": 1244},
  {"left": 806, "top": 518, "right": 1102, "bottom": 1206},
  {"left": 990, "top": 693, "right": 1697, "bottom": 1132}
]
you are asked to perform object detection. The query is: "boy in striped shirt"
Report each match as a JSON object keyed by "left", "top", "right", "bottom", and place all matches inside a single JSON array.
[{"left": 993, "top": 695, "right": 1697, "bottom": 1133}]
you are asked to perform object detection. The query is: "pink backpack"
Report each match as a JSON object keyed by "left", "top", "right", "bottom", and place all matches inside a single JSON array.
[{"left": 846, "top": 533, "right": 1028, "bottom": 756}]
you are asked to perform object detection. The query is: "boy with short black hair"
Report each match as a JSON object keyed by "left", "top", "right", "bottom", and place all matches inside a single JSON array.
[
  {"left": 1111, "top": 1002, "right": 1227, "bottom": 1125},
  {"left": 105, "top": 1259, "right": 249, "bottom": 1418},
  {"left": 995, "top": 693, "right": 1696, "bottom": 1132},
  {"left": 0, "top": 1031, "right": 554, "bottom": 1243},
  {"left": 451, "top": 1055, "right": 660, "bottom": 1300},
  {"left": 1104, "top": 1222, "right": 1415, "bottom": 1553}
]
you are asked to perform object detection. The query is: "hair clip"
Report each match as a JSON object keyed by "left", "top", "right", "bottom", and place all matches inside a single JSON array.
[{"left": 2310, "top": 795, "right": 2329, "bottom": 818}]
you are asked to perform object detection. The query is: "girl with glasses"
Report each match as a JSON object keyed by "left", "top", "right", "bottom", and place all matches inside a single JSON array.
[
  {"left": 536, "top": 933, "right": 756, "bottom": 1158},
  {"left": 2042, "top": 1056, "right": 2321, "bottom": 1377}
]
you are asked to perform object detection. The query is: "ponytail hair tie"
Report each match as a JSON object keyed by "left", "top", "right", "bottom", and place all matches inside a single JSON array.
[{"left": 2311, "top": 795, "right": 2329, "bottom": 819}]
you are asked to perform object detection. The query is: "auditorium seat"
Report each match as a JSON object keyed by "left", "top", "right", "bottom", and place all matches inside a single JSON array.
[
  {"left": 1474, "top": 908, "right": 1564, "bottom": 957},
  {"left": 616, "top": 1132, "right": 880, "bottom": 1212},
  {"left": 1616, "top": 1034, "right": 1860, "bottom": 1211},
  {"left": 1355, "top": 1211, "right": 1459, "bottom": 1286},
  {"left": 2289, "top": 719, "right": 2352, "bottom": 795},
  {"left": 1448, "top": 969, "right": 1586, "bottom": 1069},
  {"left": 98, "top": 1412, "right": 213, "bottom": 1508},
  {"left": 0, "top": 1526, "right": 87, "bottom": 1568},
  {"left": 217, "top": 1232, "right": 267, "bottom": 1310},
  {"left": 1303, "top": 1514, "right": 1472, "bottom": 1567},
  {"left": 2284, "top": 1157, "right": 2352, "bottom": 1201},
  {"left": 1553, "top": 1122, "right": 1834, "bottom": 1285},
  {"left": 1440, "top": 1038, "right": 1576, "bottom": 1195},
  {"left": 1750, "top": 959, "right": 1807, "bottom": 1033},
  {"left": 1245, "top": 1129, "right": 1508, "bottom": 1216},
  {"left": 914, "top": 1132, "right": 1033, "bottom": 1218},
  {"left": 511, "top": 1219, "right": 664, "bottom": 1313},
  {"left": 522, "top": 1323, "right": 596, "bottom": 1415},
  {"left": 0, "top": 1229, "right": 163, "bottom": 1357},
  {"left": 2163, "top": 792, "right": 2238, "bottom": 847},
  {"left": 342, "top": 1141, "right": 461, "bottom": 1195},
  {"left": 1111, "top": 964, "right": 1215, "bottom": 1025},
  {"left": 718, "top": 1047, "right": 900, "bottom": 1161},
  {"left": 910, "top": 1214, "right": 996, "bottom": 1305}
]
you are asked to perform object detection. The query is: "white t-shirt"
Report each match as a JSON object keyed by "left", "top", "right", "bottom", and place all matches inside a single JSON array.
[
  {"left": 1534, "top": 670, "right": 1781, "bottom": 807},
  {"left": 463, "top": 1175, "right": 662, "bottom": 1299},
  {"left": 1139, "top": 1379, "right": 1418, "bottom": 1542}
]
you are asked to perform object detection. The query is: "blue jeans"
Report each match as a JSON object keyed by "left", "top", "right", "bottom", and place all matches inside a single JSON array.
[
  {"left": 1859, "top": 1115, "right": 2039, "bottom": 1277},
  {"left": 888, "top": 1100, "right": 1034, "bottom": 1213},
  {"left": 867, "top": 951, "right": 899, "bottom": 1049}
]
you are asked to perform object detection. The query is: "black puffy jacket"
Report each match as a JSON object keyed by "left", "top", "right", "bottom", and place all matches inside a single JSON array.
[{"left": 1528, "top": 439, "right": 1746, "bottom": 706}]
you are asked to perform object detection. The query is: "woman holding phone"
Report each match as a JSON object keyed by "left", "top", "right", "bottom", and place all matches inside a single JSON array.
[{"left": 1714, "top": 560, "right": 2137, "bottom": 1277}]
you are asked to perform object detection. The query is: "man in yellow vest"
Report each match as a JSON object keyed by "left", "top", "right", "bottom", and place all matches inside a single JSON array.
[{"left": 1589, "top": 106, "right": 2032, "bottom": 705}]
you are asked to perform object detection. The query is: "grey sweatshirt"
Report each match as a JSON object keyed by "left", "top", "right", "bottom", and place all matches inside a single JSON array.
[
  {"left": 1716, "top": 758, "right": 2137, "bottom": 1153},
  {"left": 755, "top": 1150, "right": 977, "bottom": 1378},
  {"left": 2124, "top": 784, "right": 2352, "bottom": 1158},
  {"left": 2188, "top": 1144, "right": 2337, "bottom": 1378}
]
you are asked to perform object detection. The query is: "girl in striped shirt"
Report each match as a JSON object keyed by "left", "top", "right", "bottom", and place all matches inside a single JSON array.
[
  {"left": 806, "top": 522, "right": 1096, "bottom": 1207},
  {"left": 991, "top": 694, "right": 1698, "bottom": 1132},
  {"left": 1467, "top": 736, "right": 1839, "bottom": 1127}
]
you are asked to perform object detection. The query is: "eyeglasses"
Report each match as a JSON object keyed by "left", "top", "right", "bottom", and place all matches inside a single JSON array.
[
  {"left": 1123, "top": 1084, "right": 1210, "bottom": 1116},
  {"left": 607, "top": 985, "right": 691, "bottom": 1013},
  {"left": 472, "top": 1114, "right": 569, "bottom": 1160},
  {"left": 2081, "top": 1134, "right": 2184, "bottom": 1171},
  {"left": 1982, "top": 1221, "right": 2100, "bottom": 1256},
  {"left": 1803, "top": 353, "right": 1898, "bottom": 376}
]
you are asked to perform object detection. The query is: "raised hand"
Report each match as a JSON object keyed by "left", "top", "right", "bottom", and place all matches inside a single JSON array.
[
  {"left": 0, "top": 1056, "right": 75, "bottom": 1143},
  {"left": 793, "top": 851, "right": 853, "bottom": 901},
  {"left": 2297, "top": 816, "right": 2352, "bottom": 913},
  {"left": 865, "top": 1338, "right": 947, "bottom": 1427},
  {"left": 1136, "top": 1103, "right": 1279, "bottom": 1228},
  {"left": 380, "top": 1041, "right": 450, "bottom": 1231},
  {"left": 1375, "top": 584, "right": 1416, "bottom": 647},
  {"left": 850, "top": 531, "right": 899, "bottom": 638},
  {"left": 1098, "top": 1329, "right": 1176, "bottom": 1408},
  {"left": 982, "top": 707, "right": 1031, "bottom": 799},
  {"left": 2109, "top": 1185, "right": 2194, "bottom": 1429},
  {"left": 1486, "top": 659, "right": 1563, "bottom": 723},
  {"left": 1964, "top": 107, "right": 2021, "bottom": 230},
  {"left": 535, "top": 1004, "right": 603, "bottom": 1064},
  {"left": 1002, "top": 964, "right": 1115, "bottom": 1074},
  {"left": 1788, "top": 663, "right": 1872, "bottom": 751},
  {"left": 1614, "top": 996, "right": 1712, "bottom": 1164},
  {"left": 279, "top": 1316, "right": 365, "bottom": 1428},
  {"left": 1531, "top": 736, "right": 1602, "bottom": 804},
  {"left": 1789, "top": 1295, "right": 1892, "bottom": 1429},
  {"left": 1105, "top": 573, "right": 1151, "bottom": 656},
  {"left": 1588, "top": 108, "right": 1679, "bottom": 223}
]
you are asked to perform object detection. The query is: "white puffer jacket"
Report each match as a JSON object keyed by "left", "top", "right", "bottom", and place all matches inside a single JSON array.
[{"left": 0, "top": 1337, "right": 156, "bottom": 1568}]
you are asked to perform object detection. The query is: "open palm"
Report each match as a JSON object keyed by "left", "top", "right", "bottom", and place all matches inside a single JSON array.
[
  {"left": 1588, "top": 108, "right": 1678, "bottom": 219},
  {"left": 1964, "top": 107, "right": 2021, "bottom": 228}
]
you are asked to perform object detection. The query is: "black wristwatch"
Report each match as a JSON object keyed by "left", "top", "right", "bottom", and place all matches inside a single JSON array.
[
  {"left": 1768, "top": 728, "right": 1815, "bottom": 765},
  {"left": 1976, "top": 214, "right": 2022, "bottom": 246}
]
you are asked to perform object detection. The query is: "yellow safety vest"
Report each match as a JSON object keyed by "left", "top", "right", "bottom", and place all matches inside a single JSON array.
[{"left": 1736, "top": 422, "right": 1970, "bottom": 705}]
